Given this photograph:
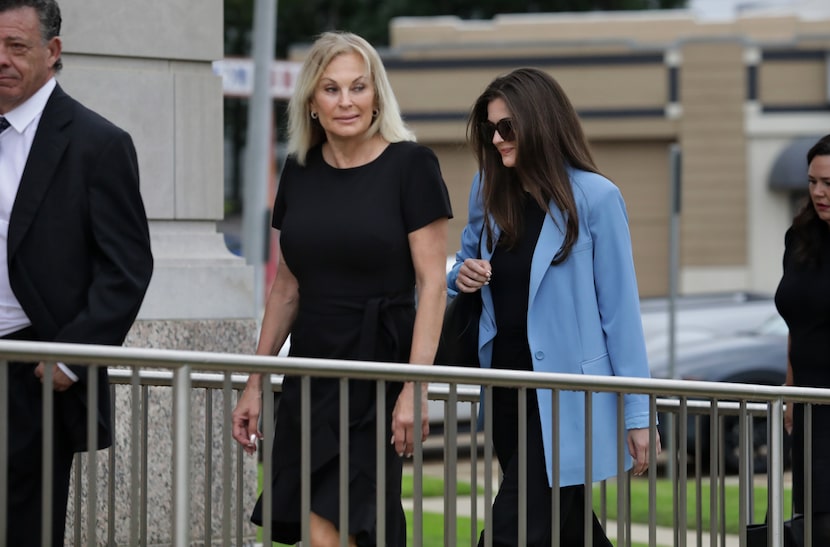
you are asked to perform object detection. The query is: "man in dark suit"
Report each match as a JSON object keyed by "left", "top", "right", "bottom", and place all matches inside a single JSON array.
[{"left": 0, "top": 0, "right": 153, "bottom": 543}]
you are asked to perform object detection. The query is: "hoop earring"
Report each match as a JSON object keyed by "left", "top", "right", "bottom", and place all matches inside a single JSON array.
[
  {"left": 372, "top": 109, "right": 379, "bottom": 118},
  {"left": 310, "top": 111, "right": 318, "bottom": 120}
]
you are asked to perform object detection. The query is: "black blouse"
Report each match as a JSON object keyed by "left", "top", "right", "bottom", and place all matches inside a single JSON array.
[{"left": 489, "top": 194, "right": 546, "bottom": 372}]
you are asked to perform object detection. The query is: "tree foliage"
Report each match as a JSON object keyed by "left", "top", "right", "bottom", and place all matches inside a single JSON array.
[{"left": 225, "top": 0, "right": 687, "bottom": 58}]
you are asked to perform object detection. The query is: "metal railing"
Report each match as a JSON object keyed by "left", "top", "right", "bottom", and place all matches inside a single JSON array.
[{"left": 1, "top": 339, "right": 828, "bottom": 546}]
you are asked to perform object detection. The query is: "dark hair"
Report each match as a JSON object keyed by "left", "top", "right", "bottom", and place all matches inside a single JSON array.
[
  {"left": 0, "top": 0, "right": 62, "bottom": 72},
  {"left": 467, "top": 67, "right": 598, "bottom": 264},
  {"left": 790, "top": 134, "right": 830, "bottom": 265}
]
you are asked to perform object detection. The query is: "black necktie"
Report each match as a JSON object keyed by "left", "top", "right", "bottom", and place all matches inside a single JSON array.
[{"left": 0, "top": 116, "right": 9, "bottom": 134}]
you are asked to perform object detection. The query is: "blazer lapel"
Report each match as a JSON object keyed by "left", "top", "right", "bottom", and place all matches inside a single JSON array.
[
  {"left": 478, "top": 220, "right": 499, "bottom": 346},
  {"left": 529, "top": 205, "right": 566, "bottom": 306},
  {"left": 7, "top": 85, "right": 71, "bottom": 259}
]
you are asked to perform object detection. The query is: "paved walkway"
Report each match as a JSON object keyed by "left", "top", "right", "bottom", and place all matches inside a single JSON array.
[{"left": 404, "top": 459, "right": 742, "bottom": 547}]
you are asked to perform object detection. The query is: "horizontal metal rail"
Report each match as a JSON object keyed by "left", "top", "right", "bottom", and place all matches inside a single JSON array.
[
  {"left": 3, "top": 339, "right": 828, "bottom": 404},
  {"left": 1, "top": 339, "right": 827, "bottom": 547}
]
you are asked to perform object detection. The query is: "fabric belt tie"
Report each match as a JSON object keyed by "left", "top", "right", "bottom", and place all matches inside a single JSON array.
[
  {"left": 357, "top": 290, "right": 412, "bottom": 361},
  {"left": 299, "top": 289, "right": 414, "bottom": 362}
]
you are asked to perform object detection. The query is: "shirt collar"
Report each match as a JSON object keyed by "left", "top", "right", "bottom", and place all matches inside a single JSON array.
[{"left": 3, "top": 77, "right": 57, "bottom": 133}]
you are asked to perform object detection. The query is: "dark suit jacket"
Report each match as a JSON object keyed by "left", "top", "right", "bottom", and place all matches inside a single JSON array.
[{"left": 6, "top": 83, "right": 154, "bottom": 452}]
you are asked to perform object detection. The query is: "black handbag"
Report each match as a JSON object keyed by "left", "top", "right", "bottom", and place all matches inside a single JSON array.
[
  {"left": 746, "top": 513, "right": 804, "bottom": 547},
  {"left": 435, "top": 231, "right": 483, "bottom": 367},
  {"left": 434, "top": 289, "right": 481, "bottom": 367}
]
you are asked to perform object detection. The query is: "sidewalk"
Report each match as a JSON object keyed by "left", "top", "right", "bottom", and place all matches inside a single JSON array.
[{"left": 404, "top": 459, "right": 741, "bottom": 547}]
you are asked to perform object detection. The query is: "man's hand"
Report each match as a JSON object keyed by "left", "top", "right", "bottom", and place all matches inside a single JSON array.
[{"left": 34, "top": 362, "right": 75, "bottom": 392}]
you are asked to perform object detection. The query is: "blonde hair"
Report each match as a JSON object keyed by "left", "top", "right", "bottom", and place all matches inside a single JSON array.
[{"left": 287, "top": 31, "right": 415, "bottom": 165}]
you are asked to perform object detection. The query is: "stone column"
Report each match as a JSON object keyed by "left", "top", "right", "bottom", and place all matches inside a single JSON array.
[{"left": 56, "top": 1, "right": 260, "bottom": 544}]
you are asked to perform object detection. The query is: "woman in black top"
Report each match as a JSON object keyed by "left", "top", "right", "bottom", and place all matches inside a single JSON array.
[
  {"left": 775, "top": 133, "right": 830, "bottom": 544},
  {"left": 231, "top": 31, "right": 452, "bottom": 547}
]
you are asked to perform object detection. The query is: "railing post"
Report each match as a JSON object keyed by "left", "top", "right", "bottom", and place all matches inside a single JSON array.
[
  {"left": 444, "top": 383, "right": 459, "bottom": 547},
  {"left": 412, "top": 380, "right": 424, "bottom": 547},
  {"left": 804, "top": 404, "right": 813, "bottom": 547},
  {"left": 708, "top": 398, "right": 719, "bottom": 547},
  {"left": 41, "top": 362, "right": 55, "bottom": 547},
  {"left": 0, "top": 360, "right": 7, "bottom": 541},
  {"left": 551, "top": 389, "right": 561, "bottom": 546},
  {"left": 221, "top": 373, "right": 233, "bottom": 546},
  {"left": 172, "top": 364, "right": 192, "bottom": 546},
  {"left": 130, "top": 369, "right": 142, "bottom": 545},
  {"left": 615, "top": 393, "right": 625, "bottom": 547},
  {"left": 738, "top": 400, "right": 749, "bottom": 547},
  {"left": 86, "top": 365, "right": 99, "bottom": 547},
  {"left": 339, "top": 378, "right": 349, "bottom": 547},
  {"left": 677, "top": 397, "right": 688, "bottom": 547},
  {"left": 301, "top": 376, "right": 311, "bottom": 545},
  {"left": 375, "top": 380, "right": 386, "bottom": 547},
  {"left": 483, "top": 385, "right": 494, "bottom": 547},
  {"left": 108, "top": 384, "right": 117, "bottom": 546},
  {"left": 648, "top": 395, "right": 658, "bottom": 547},
  {"left": 768, "top": 397, "right": 784, "bottom": 547},
  {"left": 583, "top": 391, "right": 593, "bottom": 546},
  {"left": 262, "top": 373, "right": 275, "bottom": 544}
]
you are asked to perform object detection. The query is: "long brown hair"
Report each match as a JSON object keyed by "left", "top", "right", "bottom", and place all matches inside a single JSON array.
[
  {"left": 790, "top": 134, "right": 830, "bottom": 266},
  {"left": 467, "top": 68, "right": 598, "bottom": 264}
]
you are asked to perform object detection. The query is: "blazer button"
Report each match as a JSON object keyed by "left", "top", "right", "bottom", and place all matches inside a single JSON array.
[{"left": 534, "top": 351, "right": 545, "bottom": 360}]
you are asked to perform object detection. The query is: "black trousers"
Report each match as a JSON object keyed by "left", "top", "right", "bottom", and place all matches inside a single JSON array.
[
  {"left": 4, "top": 327, "right": 75, "bottom": 547},
  {"left": 479, "top": 387, "right": 612, "bottom": 547}
]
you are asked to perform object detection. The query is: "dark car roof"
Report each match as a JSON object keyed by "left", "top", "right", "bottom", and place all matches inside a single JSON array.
[{"left": 649, "top": 331, "right": 787, "bottom": 384}]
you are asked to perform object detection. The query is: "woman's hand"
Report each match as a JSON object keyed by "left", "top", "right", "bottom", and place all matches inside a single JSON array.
[
  {"left": 231, "top": 377, "right": 263, "bottom": 456},
  {"left": 391, "top": 382, "right": 429, "bottom": 458},
  {"left": 628, "top": 427, "right": 661, "bottom": 476},
  {"left": 455, "top": 258, "right": 492, "bottom": 293}
]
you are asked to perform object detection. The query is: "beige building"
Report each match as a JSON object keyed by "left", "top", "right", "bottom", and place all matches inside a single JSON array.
[{"left": 375, "top": 9, "right": 830, "bottom": 298}]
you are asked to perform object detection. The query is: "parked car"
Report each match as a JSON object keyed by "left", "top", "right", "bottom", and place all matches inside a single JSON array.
[
  {"left": 640, "top": 291, "right": 779, "bottom": 364},
  {"left": 648, "top": 311, "right": 789, "bottom": 473}
]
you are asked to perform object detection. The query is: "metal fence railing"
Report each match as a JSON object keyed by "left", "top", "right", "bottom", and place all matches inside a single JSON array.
[{"left": 1, "top": 339, "right": 828, "bottom": 546}]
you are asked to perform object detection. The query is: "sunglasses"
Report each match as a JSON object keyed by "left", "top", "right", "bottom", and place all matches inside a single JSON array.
[{"left": 480, "top": 118, "right": 515, "bottom": 142}]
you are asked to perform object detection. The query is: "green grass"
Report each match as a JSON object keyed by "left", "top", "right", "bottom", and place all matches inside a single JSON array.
[
  {"left": 406, "top": 510, "right": 480, "bottom": 546},
  {"left": 401, "top": 472, "right": 479, "bottom": 498},
  {"left": 257, "top": 464, "right": 784, "bottom": 545},
  {"left": 592, "top": 478, "right": 792, "bottom": 535}
]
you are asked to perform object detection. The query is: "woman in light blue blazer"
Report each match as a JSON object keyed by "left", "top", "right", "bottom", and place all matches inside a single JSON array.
[{"left": 448, "top": 68, "right": 660, "bottom": 546}]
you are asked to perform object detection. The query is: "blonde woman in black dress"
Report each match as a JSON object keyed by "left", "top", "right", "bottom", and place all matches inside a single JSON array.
[
  {"left": 775, "top": 133, "right": 830, "bottom": 545},
  {"left": 231, "top": 31, "right": 452, "bottom": 547}
]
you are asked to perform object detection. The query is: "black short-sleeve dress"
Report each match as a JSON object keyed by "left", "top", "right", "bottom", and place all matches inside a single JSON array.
[
  {"left": 251, "top": 141, "right": 452, "bottom": 546},
  {"left": 774, "top": 226, "right": 830, "bottom": 514}
]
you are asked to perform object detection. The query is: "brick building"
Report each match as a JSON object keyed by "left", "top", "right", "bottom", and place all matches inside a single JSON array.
[{"left": 370, "top": 9, "right": 830, "bottom": 297}]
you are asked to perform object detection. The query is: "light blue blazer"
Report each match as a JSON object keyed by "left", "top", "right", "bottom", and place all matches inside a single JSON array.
[{"left": 447, "top": 169, "right": 652, "bottom": 487}]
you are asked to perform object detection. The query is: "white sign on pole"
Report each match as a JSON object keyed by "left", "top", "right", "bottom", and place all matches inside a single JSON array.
[{"left": 212, "top": 58, "right": 302, "bottom": 99}]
